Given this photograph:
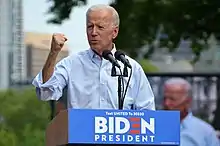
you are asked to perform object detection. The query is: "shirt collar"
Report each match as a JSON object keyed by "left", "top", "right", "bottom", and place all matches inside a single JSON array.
[
  {"left": 88, "top": 43, "right": 117, "bottom": 60},
  {"left": 181, "top": 112, "right": 193, "bottom": 129}
]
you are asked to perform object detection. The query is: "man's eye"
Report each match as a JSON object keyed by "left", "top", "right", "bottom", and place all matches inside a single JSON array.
[{"left": 98, "top": 26, "right": 104, "bottom": 29}]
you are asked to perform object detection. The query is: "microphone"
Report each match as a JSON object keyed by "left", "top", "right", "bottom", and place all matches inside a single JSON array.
[
  {"left": 114, "top": 50, "right": 132, "bottom": 68},
  {"left": 102, "top": 50, "right": 121, "bottom": 68},
  {"left": 103, "top": 50, "right": 124, "bottom": 110}
]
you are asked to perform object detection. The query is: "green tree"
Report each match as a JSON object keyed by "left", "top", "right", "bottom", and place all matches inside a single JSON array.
[
  {"left": 0, "top": 88, "right": 50, "bottom": 145},
  {"left": 0, "top": 128, "right": 17, "bottom": 146},
  {"left": 138, "top": 59, "right": 159, "bottom": 72},
  {"left": 46, "top": 0, "right": 220, "bottom": 61},
  {"left": 47, "top": 0, "right": 87, "bottom": 24}
]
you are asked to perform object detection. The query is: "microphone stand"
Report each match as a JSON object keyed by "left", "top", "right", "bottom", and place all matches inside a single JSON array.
[
  {"left": 123, "top": 65, "right": 128, "bottom": 77},
  {"left": 111, "top": 64, "right": 123, "bottom": 110},
  {"left": 111, "top": 64, "right": 129, "bottom": 110},
  {"left": 118, "top": 76, "right": 123, "bottom": 109}
]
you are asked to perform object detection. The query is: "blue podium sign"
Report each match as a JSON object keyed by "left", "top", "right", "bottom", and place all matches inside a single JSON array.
[{"left": 68, "top": 109, "right": 180, "bottom": 145}]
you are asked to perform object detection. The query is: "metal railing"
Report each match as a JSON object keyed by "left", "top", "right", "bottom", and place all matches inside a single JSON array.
[{"left": 145, "top": 72, "right": 220, "bottom": 130}]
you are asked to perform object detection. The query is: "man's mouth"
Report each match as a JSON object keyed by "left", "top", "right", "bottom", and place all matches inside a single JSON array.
[{"left": 90, "top": 40, "right": 98, "bottom": 42}]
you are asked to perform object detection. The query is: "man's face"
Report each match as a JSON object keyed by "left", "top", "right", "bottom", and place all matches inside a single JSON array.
[
  {"left": 163, "top": 84, "right": 191, "bottom": 112},
  {"left": 86, "top": 9, "right": 119, "bottom": 54}
]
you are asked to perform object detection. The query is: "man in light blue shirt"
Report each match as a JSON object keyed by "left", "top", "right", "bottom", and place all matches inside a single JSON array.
[
  {"left": 32, "top": 4, "right": 155, "bottom": 110},
  {"left": 163, "top": 78, "right": 219, "bottom": 146}
]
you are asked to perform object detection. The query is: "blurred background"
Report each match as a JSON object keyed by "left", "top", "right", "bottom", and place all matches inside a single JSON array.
[{"left": 0, "top": 0, "right": 220, "bottom": 145}]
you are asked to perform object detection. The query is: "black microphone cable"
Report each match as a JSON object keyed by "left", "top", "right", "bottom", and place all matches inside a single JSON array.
[
  {"left": 114, "top": 50, "right": 133, "bottom": 107},
  {"left": 122, "top": 66, "right": 132, "bottom": 103},
  {"left": 118, "top": 68, "right": 125, "bottom": 109},
  {"left": 102, "top": 50, "right": 125, "bottom": 109}
]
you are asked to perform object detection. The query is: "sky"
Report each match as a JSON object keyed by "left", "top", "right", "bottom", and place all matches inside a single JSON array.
[{"left": 23, "top": 0, "right": 110, "bottom": 54}]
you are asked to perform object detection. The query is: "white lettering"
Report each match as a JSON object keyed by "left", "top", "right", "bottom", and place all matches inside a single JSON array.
[
  {"left": 116, "top": 135, "right": 120, "bottom": 141},
  {"left": 150, "top": 136, "right": 155, "bottom": 142},
  {"left": 94, "top": 117, "right": 156, "bottom": 143},
  {"left": 109, "top": 135, "right": 113, "bottom": 141},
  {"left": 141, "top": 118, "right": 155, "bottom": 134},
  {"left": 114, "top": 112, "right": 128, "bottom": 116},
  {"left": 101, "top": 135, "right": 106, "bottom": 141},
  {"left": 127, "top": 135, "right": 133, "bottom": 141},
  {"left": 94, "top": 135, "right": 154, "bottom": 142},
  {"left": 136, "top": 135, "right": 140, "bottom": 142},
  {"left": 142, "top": 135, "right": 148, "bottom": 142},
  {"left": 115, "top": 117, "right": 130, "bottom": 134},
  {"left": 95, "top": 117, "right": 108, "bottom": 133},
  {"left": 109, "top": 117, "right": 114, "bottom": 133},
  {"left": 141, "top": 136, "right": 148, "bottom": 142},
  {"left": 95, "top": 135, "right": 99, "bottom": 141}
]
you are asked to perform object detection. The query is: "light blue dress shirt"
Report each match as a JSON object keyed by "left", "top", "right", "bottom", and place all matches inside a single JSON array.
[
  {"left": 181, "top": 112, "right": 220, "bottom": 146},
  {"left": 32, "top": 47, "right": 155, "bottom": 110}
]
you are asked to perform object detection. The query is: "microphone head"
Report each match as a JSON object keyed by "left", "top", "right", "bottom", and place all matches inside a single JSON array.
[
  {"left": 114, "top": 50, "right": 125, "bottom": 61},
  {"left": 102, "top": 50, "right": 112, "bottom": 60}
]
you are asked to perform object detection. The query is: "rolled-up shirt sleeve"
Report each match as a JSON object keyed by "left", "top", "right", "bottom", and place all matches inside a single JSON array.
[
  {"left": 32, "top": 58, "right": 70, "bottom": 101},
  {"left": 134, "top": 66, "right": 155, "bottom": 110}
]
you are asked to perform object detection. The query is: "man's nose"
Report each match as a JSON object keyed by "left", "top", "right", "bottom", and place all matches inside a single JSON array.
[{"left": 91, "top": 27, "right": 98, "bottom": 36}]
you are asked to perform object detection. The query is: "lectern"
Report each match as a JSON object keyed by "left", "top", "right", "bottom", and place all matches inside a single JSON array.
[{"left": 46, "top": 109, "right": 180, "bottom": 146}]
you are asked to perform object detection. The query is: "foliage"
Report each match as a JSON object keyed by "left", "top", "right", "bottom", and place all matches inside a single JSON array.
[
  {"left": 0, "top": 128, "right": 17, "bottom": 146},
  {"left": 47, "top": 0, "right": 87, "bottom": 24},
  {"left": 46, "top": 0, "right": 220, "bottom": 61},
  {"left": 0, "top": 88, "right": 50, "bottom": 146},
  {"left": 138, "top": 59, "right": 159, "bottom": 73},
  {"left": 110, "top": 0, "right": 220, "bottom": 61}
]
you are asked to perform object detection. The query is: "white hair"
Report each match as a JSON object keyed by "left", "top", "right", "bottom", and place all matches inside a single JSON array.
[
  {"left": 86, "top": 4, "right": 120, "bottom": 27},
  {"left": 164, "top": 77, "right": 192, "bottom": 98}
]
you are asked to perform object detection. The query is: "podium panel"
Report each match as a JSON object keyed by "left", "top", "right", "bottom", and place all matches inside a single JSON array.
[{"left": 46, "top": 109, "right": 180, "bottom": 146}]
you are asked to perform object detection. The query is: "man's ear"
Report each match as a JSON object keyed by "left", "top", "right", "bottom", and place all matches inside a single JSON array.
[{"left": 112, "top": 27, "right": 119, "bottom": 39}]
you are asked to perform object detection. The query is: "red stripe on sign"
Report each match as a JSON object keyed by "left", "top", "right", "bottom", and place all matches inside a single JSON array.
[
  {"left": 129, "top": 130, "right": 140, "bottom": 134},
  {"left": 131, "top": 123, "right": 140, "bottom": 128},
  {"left": 129, "top": 117, "right": 140, "bottom": 122}
]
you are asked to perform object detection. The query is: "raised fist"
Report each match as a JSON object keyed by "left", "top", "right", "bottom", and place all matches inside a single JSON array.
[{"left": 50, "top": 33, "right": 68, "bottom": 53}]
